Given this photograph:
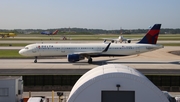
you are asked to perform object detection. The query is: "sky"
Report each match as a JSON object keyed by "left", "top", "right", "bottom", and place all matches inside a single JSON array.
[{"left": 0, "top": 0, "right": 180, "bottom": 30}]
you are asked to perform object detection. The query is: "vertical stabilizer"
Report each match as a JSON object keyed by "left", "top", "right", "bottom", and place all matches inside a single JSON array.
[
  {"left": 138, "top": 24, "right": 161, "bottom": 44},
  {"left": 52, "top": 30, "right": 59, "bottom": 35}
]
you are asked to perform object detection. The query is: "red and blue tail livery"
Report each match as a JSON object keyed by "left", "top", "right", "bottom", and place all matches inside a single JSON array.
[
  {"left": 41, "top": 30, "right": 59, "bottom": 35},
  {"left": 138, "top": 24, "right": 161, "bottom": 44}
]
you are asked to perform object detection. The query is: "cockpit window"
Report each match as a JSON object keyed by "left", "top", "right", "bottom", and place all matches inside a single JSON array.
[{"left": 25, "top": 47, "right": 29, "bottom": 49}]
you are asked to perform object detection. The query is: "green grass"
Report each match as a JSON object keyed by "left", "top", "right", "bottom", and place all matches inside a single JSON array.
[
  {"left": 0, "top": 43, "right": 29, "bottom": 46},
  {"left": 160, "top": 43, "right": 180, "bottom": 46},
  {"left": 1, "top": 34, "right": 180, "bottom": 40},
  {"left": 0, "top": 43, "right": 180, "bottom": 47},
  {"left": 0, "top": 50, "right": 29, "bottom": 58}
]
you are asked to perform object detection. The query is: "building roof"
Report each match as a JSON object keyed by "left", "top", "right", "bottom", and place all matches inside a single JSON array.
[
  {"left": 68, "top": 64, "right": 169, "bottom": 102},
  {"left": 0, "top": 76, "right": 21, "bottom": 80},
  {"left": 70, "top": 64, "right": 148, "bottom": 95}
]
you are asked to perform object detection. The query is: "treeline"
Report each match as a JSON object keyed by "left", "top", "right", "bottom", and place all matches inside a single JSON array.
[{"left": 0, "top": 28, "right": 180, "bottom": 34}]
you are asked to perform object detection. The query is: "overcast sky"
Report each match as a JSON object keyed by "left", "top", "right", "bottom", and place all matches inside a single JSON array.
[{"left": 0, "top": 0, "right": 179, "bottom": 30}]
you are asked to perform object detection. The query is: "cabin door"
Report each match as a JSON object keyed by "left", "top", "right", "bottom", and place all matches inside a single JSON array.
[
  {"left": 61, "top": 46, "right": 65, "bottom": 53},
  {"left": 136, "top": 46, "right": 140, "bottom": 53}
]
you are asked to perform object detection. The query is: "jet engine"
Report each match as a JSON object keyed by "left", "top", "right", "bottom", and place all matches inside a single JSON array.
[
  {"left": 111, "top": 40, "right": 114, "bottom": 43},
  {"left": 127, "top": 40, "right": 131, "bottom": 43},
  {"left": 67, "top": 54, "right": 85, "bottom": 62}
]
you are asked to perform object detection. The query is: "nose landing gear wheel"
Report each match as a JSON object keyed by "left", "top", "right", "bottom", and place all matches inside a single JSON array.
[
  {"left": 34, "top": 60, "right": 37, "bottom": 63},
  {"left": 34, "top": 56, "right": 37, "bottom": 63}
]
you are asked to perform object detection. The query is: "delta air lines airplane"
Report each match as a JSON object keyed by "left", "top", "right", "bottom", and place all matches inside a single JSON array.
[{"left": 19, "top": 24, "right": 163, "bottom": 64}]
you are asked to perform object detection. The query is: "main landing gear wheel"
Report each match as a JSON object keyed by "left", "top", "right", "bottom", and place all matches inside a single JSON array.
[
  {"left": 88, "top": 58, "right": 92, "bottom": 64},
  {"left": 34, "top": 56, "right": 37, "bottom": 63}
]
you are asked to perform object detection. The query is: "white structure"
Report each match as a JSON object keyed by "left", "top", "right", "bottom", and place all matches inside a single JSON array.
[
  {"left": 67, "top": 64, "right": 169, "bottom": 102},
  {"left": 0, "top": 76, "right": 23, "bottom": 102}
]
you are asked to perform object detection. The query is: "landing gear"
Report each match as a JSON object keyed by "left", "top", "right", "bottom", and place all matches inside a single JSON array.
[
  {"left": 34, "top": 56, "right": 37, "bottom": 63},
  {"left": 88, "top": 57, "right": 92, "bottom": 64}
]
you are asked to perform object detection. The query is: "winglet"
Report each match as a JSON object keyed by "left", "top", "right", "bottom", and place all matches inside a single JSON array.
[
  {"left": 138, "top": 24, "right": 161, "bottom": 44},
  {"left": 102, "top": 43, "right": 111, "bottom": 52}
]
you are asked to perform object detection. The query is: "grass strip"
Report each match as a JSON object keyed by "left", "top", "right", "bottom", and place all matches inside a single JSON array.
[
  {"left": 0, "top": 49, "right": 30, "bottom": 58},
  {"left": 0, "top": 43, "right": 29, "bottom": 46}
]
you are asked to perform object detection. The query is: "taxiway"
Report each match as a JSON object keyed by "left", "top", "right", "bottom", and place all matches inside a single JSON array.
[{"left": 0, "top": 46, "right": 179, "bottom": 75}]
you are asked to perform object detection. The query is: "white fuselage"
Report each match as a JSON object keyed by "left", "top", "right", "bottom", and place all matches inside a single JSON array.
[
  {"left": 111, "top": 36, "right": 128, "bottom": 43},
  {"left": 19, "top": 43, "right": 163, "bottom": 57}
]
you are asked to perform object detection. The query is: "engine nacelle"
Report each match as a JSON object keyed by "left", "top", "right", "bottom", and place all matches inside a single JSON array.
[
  {"left": 127, "top": 40, "right": 131, "bottom": 43},
  {"left": 67, "top": 54, "right": 85, "bottom": 62}
]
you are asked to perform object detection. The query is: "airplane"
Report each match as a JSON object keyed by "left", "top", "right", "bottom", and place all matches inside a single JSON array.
[
  {"left": 102, "top": 35, "right": 141, "bottom": 43},
  {"left": 0, "top": 33, "right": 16, "bottom": 38},
  {"left": 19, "top": 24, "right": 163, "bottom": 64},
  {"left": 62, "top": 36, "right": 68, "bottom": 40},
  {"left": 41, "top": 30, "right": 59, "bottom": 35},
  {"left": 102, "top": 27, "right": 140, "bottom": 43}
]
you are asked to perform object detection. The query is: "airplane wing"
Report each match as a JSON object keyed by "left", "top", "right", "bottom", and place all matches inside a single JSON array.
[
  {"left": 101, "top": 38, "right": 118, "bottom": 41},
  {"left": 74, "top": 51, "right": 103, "bottom": 55},
  {"left": 73, "top": 43, "right": 111, "bottom": 55},
  {"left": 101, "top": 38, "right": 118, "bottom": 43},
  {"left": 126, "top": 38, "right": 141, "bottom": 41}
]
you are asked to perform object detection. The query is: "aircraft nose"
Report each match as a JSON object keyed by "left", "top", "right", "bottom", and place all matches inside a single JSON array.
[
  {"left": 19, "top": 49, "right": 23, "bottom": 55},
  {"left": 19, "top": 49, "right": 25, "bottom": 56}
]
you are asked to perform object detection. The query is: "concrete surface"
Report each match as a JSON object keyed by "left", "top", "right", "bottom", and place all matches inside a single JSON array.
[{"left": 0, "top": 46, "right": 179, "bottom": 75}]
